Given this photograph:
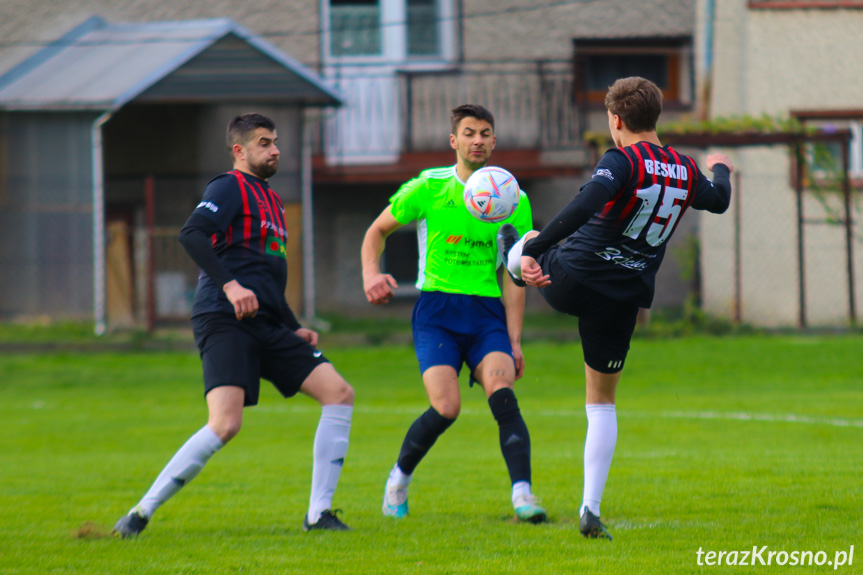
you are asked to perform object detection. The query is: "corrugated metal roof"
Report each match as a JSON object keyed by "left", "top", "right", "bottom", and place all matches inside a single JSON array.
[{"left": 0, "top": 16, "right": 342, "bottom": 111}]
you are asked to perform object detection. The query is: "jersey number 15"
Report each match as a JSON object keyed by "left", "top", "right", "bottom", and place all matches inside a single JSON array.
[{"left": 622, "top": 183, "right": 688, "bottom": 247}]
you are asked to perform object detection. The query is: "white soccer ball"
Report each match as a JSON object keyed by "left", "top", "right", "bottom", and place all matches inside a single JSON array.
[{"left": 463, "top": 166, "right": 520, "bottom": 223}]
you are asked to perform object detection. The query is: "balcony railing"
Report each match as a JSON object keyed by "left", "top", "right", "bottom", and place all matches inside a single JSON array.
[{"left": 316, "top": 59, "right": 581, "bottom": 163}]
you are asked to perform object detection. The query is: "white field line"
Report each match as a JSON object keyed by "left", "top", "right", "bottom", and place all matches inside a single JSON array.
[
  {"left": 254, "top": 404, "right": 863, "bottom": 428},
  {"left": 654, "top": 410, "right": 863, "bottom": 429}
]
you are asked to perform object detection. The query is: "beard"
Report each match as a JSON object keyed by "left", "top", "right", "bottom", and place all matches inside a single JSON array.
[
  {"left": 248, "top": 157, "right": 278, "bottom": 180},
  {"left": 460, "top": 147, "right": 490, "bottom": 171}
]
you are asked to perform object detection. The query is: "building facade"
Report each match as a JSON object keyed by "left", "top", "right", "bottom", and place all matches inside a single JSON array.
[
  {"left": 2, "top": 1, "right": 734, "bottom": 325},
  {"left": 697, "top": 0, "right": 863, "bottom": 327}
]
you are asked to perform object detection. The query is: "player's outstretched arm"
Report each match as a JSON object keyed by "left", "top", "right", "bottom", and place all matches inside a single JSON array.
[
  {"left": 706, "top": 153, "right": 734, "bottom": 174},
  {"left": 693, "top": 153, "right": 734, "bottom": 214},
  {"left": 361, "top": 206, "right": 402, "bottom": 305}
]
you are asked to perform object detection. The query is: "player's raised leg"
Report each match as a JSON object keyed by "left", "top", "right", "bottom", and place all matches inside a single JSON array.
[
  {"left": 477, "top": 352, "right": 546, "bottom": 524},
  {"left": 497, "top": 224, "right": 539, "bottom": 285},
  {"left": 580, "top": 364, "right": 619, "bottom": 540},
  {"left": 113, "top": 385, "right": 241, "bottom": 538},
  {"left": 383, "top": 365, "right": 459, "bottom": 518},
  {"left": 300, "top": 363, "right": 354, "bottom": 531}
]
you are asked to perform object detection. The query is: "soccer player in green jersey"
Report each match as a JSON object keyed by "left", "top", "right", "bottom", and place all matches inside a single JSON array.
[{"left": 361, "top": 104, "right": 546, "bottom": 523}]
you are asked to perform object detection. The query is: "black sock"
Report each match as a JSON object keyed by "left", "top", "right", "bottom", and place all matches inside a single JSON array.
[
  {"left": 488, "top": 388, "right": 531, "bottom": 484},
  {"left": 396, "top": 407, "right": 455, "bottom": 475}
]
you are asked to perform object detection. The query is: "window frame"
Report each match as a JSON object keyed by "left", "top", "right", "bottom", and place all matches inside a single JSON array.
[
  {"left": 794, "top": 111, "right": 863, "bottom": 188},
  {"left": 321, "top": 0, "right": 456, "bottom": 66},
  {"left": 573, "top": 38, "right": 692, "bottom": 109}
]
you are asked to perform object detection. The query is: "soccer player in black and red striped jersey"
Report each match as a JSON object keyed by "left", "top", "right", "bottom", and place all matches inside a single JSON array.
[
  {"left": 114, "top": 113, "right": 354, "bottom": 537},
  {"left": 498, "top": 77, "right": 733, "bottom": 539}
]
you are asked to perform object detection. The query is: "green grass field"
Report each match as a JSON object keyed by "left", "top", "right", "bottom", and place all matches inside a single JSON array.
[{"left": 1, "top": 335, "right": 861, "bottom": 574}]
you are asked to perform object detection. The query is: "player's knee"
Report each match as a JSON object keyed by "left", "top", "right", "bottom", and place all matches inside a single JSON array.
[
  {"left": 321, "top": 376, "right": 354, "bottom": 406},
  {"left": 336, "top": 380, "right": 355, "bottom": 406},
  {"left": 433, "top": 400, "right": 460, "bottom": 420},
  {"left": 210, "top": 418, "right": 242, "bottom": 443}
]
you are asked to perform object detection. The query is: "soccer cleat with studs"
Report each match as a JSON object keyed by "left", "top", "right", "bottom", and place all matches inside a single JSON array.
[
  {"left": 303, "top": 509, "right": 350, "bottom": 531},
  {"left": 496, "top": 223, "right": 526, "bottom": 287},
  {"left": 113, "top": 509, "right": 149, "bottom": 538},
  {"left": 513, "top": 493, "right": 547, "bottom": 524},
  {"left": 579, "top": 508, "right": 612, "bottom": 540},
  {"left": 382, "top": 481, "right": 409, "bottom": 518}
]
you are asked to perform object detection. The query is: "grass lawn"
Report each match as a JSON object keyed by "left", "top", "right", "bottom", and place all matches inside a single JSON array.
[{"left": 1, "top": 334, "right": 861, "bottom": 574}]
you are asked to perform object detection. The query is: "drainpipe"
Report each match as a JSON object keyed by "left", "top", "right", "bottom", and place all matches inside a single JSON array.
[
  {"left": 92, "top": 111, "right": 111, "bottom": 336},
  {"left": 701, "top": 0, "right": 715, "bottom": 120},
  {"left": 301, "top": 112, "right": 316, "bottom": 323}
]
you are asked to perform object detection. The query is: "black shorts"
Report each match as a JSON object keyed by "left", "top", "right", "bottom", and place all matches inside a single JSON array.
[
  {"left": 537, "top": 246, "right": 639, "bottom": 374},
  {"left": 192, "top": 313, "right": 329, "bottom": 406}
]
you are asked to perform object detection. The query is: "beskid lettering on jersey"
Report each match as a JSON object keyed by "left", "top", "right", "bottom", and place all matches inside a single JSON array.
[{"left": 644, "top": 159, "right": 689, "bottom": 180}]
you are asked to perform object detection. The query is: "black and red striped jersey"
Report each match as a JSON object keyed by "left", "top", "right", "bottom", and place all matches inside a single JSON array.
[
  {"left": 189, "top": 169, "right": 291, "bottom": 319},
  {"left": 553, "top": 143, "right": 728, "bottom": 307}
]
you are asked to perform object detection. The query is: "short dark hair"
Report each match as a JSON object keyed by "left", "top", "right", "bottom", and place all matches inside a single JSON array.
[
  {"left": 450, "top": 104, "right": 495, "bottom": 134},
  {"left": 226, "top": 113, "right": 276, "bottom": 148},
  {"left": 604, "top": 77, "right": 663, "bottom": 133}
]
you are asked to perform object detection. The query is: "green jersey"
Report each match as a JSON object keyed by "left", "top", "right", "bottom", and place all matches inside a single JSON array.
[{"left": 389, "top": 165, "right": 533, "bottom": 298}]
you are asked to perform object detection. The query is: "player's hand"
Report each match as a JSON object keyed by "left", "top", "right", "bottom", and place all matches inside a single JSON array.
[
  {"left": 295, "top": 327, "right": 319, "bottom": 347},
  {"left": 364, "top": 272, "right": 399, "bottom": 305},
  {"left": 223, "top": 280, "right": 259, "bottom": 320},
  {"left": 706, "top": 153, "right": 734, "bottom": 174},
  {"left": 511, "top": 342, "right": 525, "bottom": 380},
  {"left": 521, "top": 256, "right": 551, "bottom": 288}
]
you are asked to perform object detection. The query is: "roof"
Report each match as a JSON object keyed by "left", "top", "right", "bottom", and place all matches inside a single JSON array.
[{"left": 0, "top": 16, "right": 342, "bottom": 111}]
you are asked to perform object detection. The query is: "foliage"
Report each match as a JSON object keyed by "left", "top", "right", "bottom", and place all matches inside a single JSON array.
[
  {"left": 657, "top": 113, "right": 808, "bottom": 137},
  {"left": 583, "top": 113, "right": 812, "bottom": 151}
]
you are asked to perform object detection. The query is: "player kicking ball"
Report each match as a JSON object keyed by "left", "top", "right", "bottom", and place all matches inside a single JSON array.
[
  {"left": 361, "top": 104, "right": 546, "bottom": 524},
  {"left": 498, "top": 77, "right": 733, "bottom": 539},
  {"left": 113, "top": 113, "right": 354, "bottom": 537}
]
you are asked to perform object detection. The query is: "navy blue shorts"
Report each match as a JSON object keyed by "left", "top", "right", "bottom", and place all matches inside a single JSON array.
[
  {"left": 192, "top": 312, "right": 329, "bottom": 406},
  {"left": 537, "top": 246, "right": 639, "bottom": 374},
  {"left": 412, "top": 291, "right": 513, "bottom": 384}
]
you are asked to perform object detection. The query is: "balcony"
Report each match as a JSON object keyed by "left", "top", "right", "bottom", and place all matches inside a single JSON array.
[{"left": 312, "top": 59, "right": 591, "bottom": 184}]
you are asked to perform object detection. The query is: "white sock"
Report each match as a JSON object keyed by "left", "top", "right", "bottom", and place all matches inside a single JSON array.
[
  {"left": 388, "top": 463, "right": 412, "bottom": 488},
  {"left": 135, "top": 425, "right": 224, "bottom": 518},
  {"left": 506, "top": 235, "right": 531, "bottom": 279},
  {"left": 581, "top": 404, "right": 617, "bottom": 518},
  {"left": 511, "top": 480, "right": 531, "bottom": 505},
  {"left": 307, "top": 405, "right": 353, "bottom": 523}
]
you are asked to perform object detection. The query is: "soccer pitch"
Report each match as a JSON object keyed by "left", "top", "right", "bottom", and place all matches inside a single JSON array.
[{"left": 1, "top": 335, "right": 861, "bottom": 574}]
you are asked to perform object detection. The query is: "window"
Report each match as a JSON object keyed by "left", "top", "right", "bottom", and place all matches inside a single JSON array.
[
  {"left": 325, "top": 0, "right": 451, "bottom": 62},
  {"left": 330, "top": 0, "right": 381, "bottom": 57},
  {"left": 407, "top": 0, "right": 439, "bottom": 56},
  {"left": 804, "top": 119, "right": 863, "bottom": 180},
  {"left": 573, "top": 39, "right": 691, "bottom": 106}
]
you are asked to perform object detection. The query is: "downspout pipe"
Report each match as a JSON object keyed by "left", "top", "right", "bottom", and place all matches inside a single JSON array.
[
  {"left": 702, "top": 0, "right": 716, "bottom": 120},
  {"left": 301, "top": 112, "right": 316, "bottom": 323},
  {"left": 92, "top": 111, "right": 111, "bottom": 335}
]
